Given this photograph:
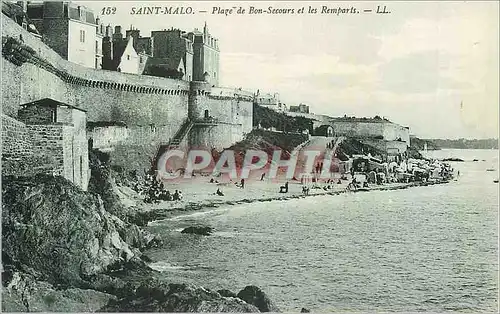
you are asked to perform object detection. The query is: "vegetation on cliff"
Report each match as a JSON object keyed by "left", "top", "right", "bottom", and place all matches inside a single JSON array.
[
  {"left": 410, "top": 136, "right": 440, "bottom": 151},
  {"left": 253, "top": 103, "right": 313, "bottom": 134},
  {"left": 427, "top": 138, "right": 498, "bottom": 149},
  {"left": 214, "top": 129, "right": 309, "bottom": 169},
  {"left": 337, "top": 138, "right": 386, "bottom": 161}
]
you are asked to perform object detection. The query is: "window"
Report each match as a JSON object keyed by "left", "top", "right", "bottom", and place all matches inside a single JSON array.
[{"left": 79, "top": 30, "right": 85, "bottom": 43}]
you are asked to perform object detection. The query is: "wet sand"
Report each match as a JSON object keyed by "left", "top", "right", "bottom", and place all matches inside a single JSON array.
[{"left": 115, "top": 175, "right": 450, "bottom": 223}]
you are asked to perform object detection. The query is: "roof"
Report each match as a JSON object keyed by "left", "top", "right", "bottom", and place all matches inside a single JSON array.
[
  {"left": 143, "top": 55, "right": 184, "bottom": 72},
  {"left": 328, "top": 116, "right": 392, "bottom": 123},
  {"left": 21, "top": 98, "right": 86, "bottom": 112},
  {"left": 2, "top": 1, "right": 41, "bottom": 35},
  {"left": 26, "top": 2, "right": 96, "bottom": 24}
]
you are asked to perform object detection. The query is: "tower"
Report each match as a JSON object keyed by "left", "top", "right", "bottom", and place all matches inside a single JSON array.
[{"left": 193, "top": 22, "right": 220, "bottom": 86}]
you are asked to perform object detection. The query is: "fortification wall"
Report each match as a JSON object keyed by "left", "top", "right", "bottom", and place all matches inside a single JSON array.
[
  {"left": 331, "top": 120, "right": 410, "bottom": 146},
  {"left": 382, "top": 123, "right": 410, "bottom": 146},
  {"left": 26, "top": 124, "right": 65, "bottom": 175},
  {"left": 188, "top": 124, "right": 244, "bottom": 151},
  {"left": 2, "top": 15, "right": 189, "bottom": 142},
  {"left": 2, "top": 114, "right": 32, "bottom": 158},
  {"left": 2, "top": 16, "right": 254, "bottom": 179},
  {"left": 1, "top": 114, "right": 64, "bottom": 176},
  {"left": 188, "top": 82, "right": 253, "bottom": 149},
  {"left": 332, "top": 121, "right": 385, "bottom": 139}
]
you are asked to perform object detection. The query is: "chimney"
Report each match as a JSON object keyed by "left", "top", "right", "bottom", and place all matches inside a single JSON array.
[
  {"left": 105, "top": 25, "right": 112, "bottom": 37},
  {"left": 113, "top": 25, "right": 122, "bottom": 40},
  {"left": 126, "top": 29, "right": 140, "bottom": 41}
]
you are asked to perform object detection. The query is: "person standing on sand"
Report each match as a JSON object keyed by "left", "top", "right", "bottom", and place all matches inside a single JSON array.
[
  {"left": 261, "top": 173, "right": 266, "bottom": 181},
  {"left": 240, "top": 179, "right": 245, "bottom": 189}
]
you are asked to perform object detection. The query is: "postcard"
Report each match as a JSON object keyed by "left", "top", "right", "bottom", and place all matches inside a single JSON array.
[{"left": 1, "top": 1, "right": 498, "bottom": 312}]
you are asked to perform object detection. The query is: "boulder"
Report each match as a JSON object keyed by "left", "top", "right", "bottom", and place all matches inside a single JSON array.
[
  {"left": 237, "top": 285, "right": 280, "bottom": 312},
  {"left": 100, "top": 281, "right": 260, "bottom": 312},
  {"left": 2, "top": 272, "right": 115, "bottom": 312},
  {"left": 181, "top": 226, "right": 214, "bottom": 236}
]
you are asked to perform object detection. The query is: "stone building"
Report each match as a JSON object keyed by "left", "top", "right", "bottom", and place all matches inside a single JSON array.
[
  {"left": 289, "top": 103, "right": 310, "bottom": 114},
  {"left": 26, "top": 1, "right": 103, "bottom": 69},
  {"left": 108, "top": 23, "right": 219, "bottom": 84},
  {"left": 192, "top": 23, "right": 220, "bottom": 86},
  {"left": 16, "top": 98, "right": 89, "bottom": 190},
  {"left": 102, "top": 26, "right": 141, "bottom": 74},
  {"left": 148, "top": 28, "right": 194, "bottom": 81}
]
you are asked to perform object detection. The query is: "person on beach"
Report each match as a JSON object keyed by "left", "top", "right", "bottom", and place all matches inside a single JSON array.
[
  {"left": 260, "top": 173, "right": 266, "bottom": 181},
  {"left": 216, "top": 188, "right": 224, "bottom": 196},
  {"left": 164, "top": 190, "right": 172, "bottom": 201},
  {"left": 240, "top": 179, "right": 245, "bottom": 189},
  {"left": 302, "top": 185, "right": 310, "bottom": 196},
  {"left": 279, "top": 182, "right": 289, "bottom": 193},
  {"left": 173, "top": 190, "right": 180, "bottom": 201}
]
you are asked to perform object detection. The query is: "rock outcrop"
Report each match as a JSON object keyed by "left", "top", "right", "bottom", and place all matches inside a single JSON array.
[
  {"left": 100, "top": 281, "right": 259, "bottom": 312},
  {"left": 1, "top": 174, "right": 142, "bottom": 287},
  {"left": 1, "top": 173, "right": 282, "bottom": 312},
  {"left": 181, "top": 226, "right": 214, "bottom": 236},
  {"left": 2, "top": 272, "right": 115, "bottom": 312},
  {"left": 237, "top": 285, "right": 280, "bottom": 312}
]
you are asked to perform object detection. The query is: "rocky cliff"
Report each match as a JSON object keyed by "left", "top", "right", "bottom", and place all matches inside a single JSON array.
[
  {"left": 1, "top": 174, "right": 145, "bottom": 287},
  {"left": 1, "top": 171, "right": 278, "bottom": 312}
]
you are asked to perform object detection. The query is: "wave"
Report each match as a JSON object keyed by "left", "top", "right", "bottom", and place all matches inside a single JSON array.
[
  {"left": 149, "top": 261, "right": 188, "bottom": 272},
  {"left": 148, "top": 208, "right": 230, "bottom": 225}
]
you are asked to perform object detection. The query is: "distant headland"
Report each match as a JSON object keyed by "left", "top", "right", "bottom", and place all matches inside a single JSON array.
[{"left": 411, "top": 137, "right": 498, "bottom": 150}]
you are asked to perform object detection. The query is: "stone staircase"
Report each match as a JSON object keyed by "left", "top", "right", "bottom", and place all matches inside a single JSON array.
[
  {"left": 167, "top": 119, "right": 194, "bottom": 149},
  {"left": 152, "top": 119, "right": 194, "bottom": 170},
  {"left": 294, "top": 136, "right": 346, "bottom": 176}
]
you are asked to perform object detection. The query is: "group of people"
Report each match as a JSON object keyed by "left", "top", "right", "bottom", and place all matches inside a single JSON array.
[
  {"left": 141, "top": 173, "right": 183, "bottom": 203},
  {"left": 344, "top": 156, "right": 456, "bottom": 191},
  {"left": 314, "top": 163, "right": 324, "bottom": 174},
  {"left": 326, "top": 139, "right": 336, "bottom": 150},
  {"left": 209, "top": 178, "right": 245, "bottom": 197}
]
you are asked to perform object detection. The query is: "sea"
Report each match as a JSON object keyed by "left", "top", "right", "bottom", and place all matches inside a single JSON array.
[{"left": 146, "top": 149, "right": 499, "bottom": 312}]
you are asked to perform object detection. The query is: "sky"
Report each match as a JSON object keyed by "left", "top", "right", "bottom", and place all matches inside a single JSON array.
[{"left": 80, "top": 1, "right": 499, "bottom": 139}]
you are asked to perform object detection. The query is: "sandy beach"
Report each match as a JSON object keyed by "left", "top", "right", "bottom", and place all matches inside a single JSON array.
[{"left": 115, "top": 174, "right": 450, "bottom": 223}]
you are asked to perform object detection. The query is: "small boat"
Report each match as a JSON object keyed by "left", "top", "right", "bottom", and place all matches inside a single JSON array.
[
  {"left": 486, "top": 169, "right": 495, "bottom": 172},
  {"left": 494, "top": 179, "right": 499, "bottom": 183}
]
